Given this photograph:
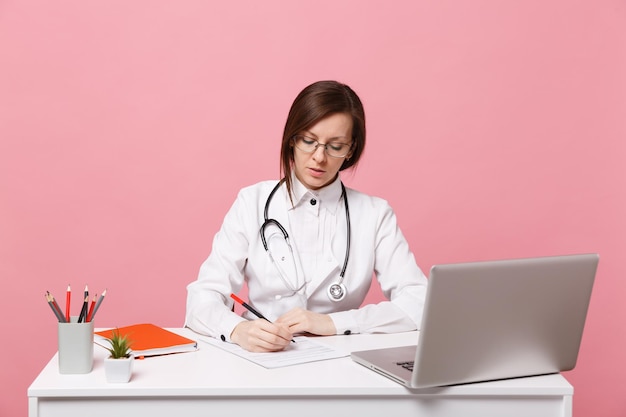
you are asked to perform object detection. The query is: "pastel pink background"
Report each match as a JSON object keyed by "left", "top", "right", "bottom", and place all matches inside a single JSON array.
[{"left": 1, "top": 1, "right": 624, "bottom": 416}]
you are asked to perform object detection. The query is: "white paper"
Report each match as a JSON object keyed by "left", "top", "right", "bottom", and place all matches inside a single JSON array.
[{"left": 197, "top": 335, "right": 348, "bottom": 368}]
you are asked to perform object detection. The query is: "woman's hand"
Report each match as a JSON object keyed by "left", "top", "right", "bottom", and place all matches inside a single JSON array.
[
  {"left": 276, "top": 308, "right": 337, "bottom": 336},
  {"left": 230, "top": 319, "right": 293, "bottom": 352}
]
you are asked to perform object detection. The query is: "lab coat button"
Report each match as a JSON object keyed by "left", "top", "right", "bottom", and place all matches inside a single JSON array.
[
  {"left": 310, "top": 198, "right": 317, "bottom": 206},
  {"left": 220, "top": 335, "right": 226, "bottom": 342},
  {"left": 344, "top": 330, "right": 351, "bottom": 335}
]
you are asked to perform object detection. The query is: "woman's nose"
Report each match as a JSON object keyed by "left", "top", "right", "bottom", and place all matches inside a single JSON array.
[{"left": 311, "top": 145, "right": 327, "bottom": 162}]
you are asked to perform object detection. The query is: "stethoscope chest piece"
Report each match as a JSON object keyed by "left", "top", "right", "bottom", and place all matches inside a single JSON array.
[{"left": 327, "top": 282, "right": 347, "bottom": 302}]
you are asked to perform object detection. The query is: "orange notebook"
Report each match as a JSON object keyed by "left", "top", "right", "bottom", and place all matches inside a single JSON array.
[{"left": 95, "top": 323, "right": 197, "bottom": 357}]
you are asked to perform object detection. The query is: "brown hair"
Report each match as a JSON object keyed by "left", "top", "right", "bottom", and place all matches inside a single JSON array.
[{"left": 279, "top": 80, "right": 366, "bottom": 198}]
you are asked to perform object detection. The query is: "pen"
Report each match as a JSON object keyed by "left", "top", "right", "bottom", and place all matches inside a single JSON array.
[{"left": 230, "top": 293, "right": 295, "bottom": 343}]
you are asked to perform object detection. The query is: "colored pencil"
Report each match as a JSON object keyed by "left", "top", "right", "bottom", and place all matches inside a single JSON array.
[
  {"left": 46, "top": 292, "right": 65, "bottom": 322},
  {"left": 65, "top": 284, "right": 71, "bottom": 323},
  {"left": 77, "top": 285, "right": 89, "bottom": 323},
  {"left": 86, "top": 294, "right": 97, "bottom": 322},
  {"left": 90, "top": 289, "right": 107, "bottom": 321},
  {"left": 49, "top": 291, "right": 66, "bottom": 322}
]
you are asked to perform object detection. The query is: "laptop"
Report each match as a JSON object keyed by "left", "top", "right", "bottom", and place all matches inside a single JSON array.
[{"left": 351, "top": 253, "right": 598, "bottom": 388}]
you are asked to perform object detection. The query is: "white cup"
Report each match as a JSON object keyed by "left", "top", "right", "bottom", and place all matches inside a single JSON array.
[{"left": 57, "top": 316, "right": 94, "bottom": 374}]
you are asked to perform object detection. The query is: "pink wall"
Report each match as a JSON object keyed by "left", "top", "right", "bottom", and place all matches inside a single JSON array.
[{"left": 1, "top": 1, "right": 624, "bottom": 415}]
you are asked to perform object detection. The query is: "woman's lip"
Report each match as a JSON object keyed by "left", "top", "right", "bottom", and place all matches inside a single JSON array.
[{"left": 308, "top": 167, "right": 325, "bottom": 177}]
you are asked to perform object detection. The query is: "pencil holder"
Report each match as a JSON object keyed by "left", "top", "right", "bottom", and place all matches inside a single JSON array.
[{"left": 57, "top": 316, "right": 94, "bottom": 374}]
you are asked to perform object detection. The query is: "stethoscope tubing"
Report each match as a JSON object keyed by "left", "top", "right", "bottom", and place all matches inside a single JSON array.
[{"left": 260, "top": 179, "right": 351, "bottom": 298}]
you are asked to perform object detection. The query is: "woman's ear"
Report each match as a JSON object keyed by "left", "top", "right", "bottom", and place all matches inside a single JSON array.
[{"left": 346, "top": 142, "right": 355, "bottom": 161}]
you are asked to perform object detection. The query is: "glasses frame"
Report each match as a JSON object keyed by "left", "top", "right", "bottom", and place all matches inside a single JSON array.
[{"left": 292, "top": 135, "right": 352, "bottom": 158}]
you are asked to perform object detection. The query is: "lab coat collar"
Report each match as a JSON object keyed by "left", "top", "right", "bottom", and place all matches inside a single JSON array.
[{"left": 289, "top": 175, "right": 344, "bottom": 215}]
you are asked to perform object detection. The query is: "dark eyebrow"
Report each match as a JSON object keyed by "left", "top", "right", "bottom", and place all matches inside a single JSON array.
[{"left": 302, "top": 132, "right": 350, "bottom": 142}]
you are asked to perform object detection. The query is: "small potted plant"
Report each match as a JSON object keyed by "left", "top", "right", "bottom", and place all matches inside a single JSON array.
[{"left": 103, "top": 328, "right": 134, "bottom": 383}]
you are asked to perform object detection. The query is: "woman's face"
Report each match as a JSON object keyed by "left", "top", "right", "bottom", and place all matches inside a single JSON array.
[{"left": 292, "top": 112, "right": 353, "bottom": 190}]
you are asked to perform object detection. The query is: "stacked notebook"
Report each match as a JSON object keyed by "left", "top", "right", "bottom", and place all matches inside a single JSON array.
[{"left": 95, "top": 323, "right": 198, "bottom": 357}]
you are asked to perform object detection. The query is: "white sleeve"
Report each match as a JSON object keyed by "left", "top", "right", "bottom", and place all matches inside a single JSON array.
[
  {"left": 184, "top": 190, "right": 252, "bottom": 342},
  {"left": 329, "top": 200, "right": 428, "bottom": 334}
]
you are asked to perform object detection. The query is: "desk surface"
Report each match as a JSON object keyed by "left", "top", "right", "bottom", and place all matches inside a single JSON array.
[{"left": 28, "top": 329, "right": 573, "bottom": 417}]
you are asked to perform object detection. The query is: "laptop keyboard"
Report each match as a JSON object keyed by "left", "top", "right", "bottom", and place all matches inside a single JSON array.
[{"left": 396, "top": 361, "right": 414, "bottom": 372}]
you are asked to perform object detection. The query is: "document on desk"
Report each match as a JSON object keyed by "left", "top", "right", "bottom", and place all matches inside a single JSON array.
[{"left": 197, "top": 335, "right": 348, "bottom": 368}]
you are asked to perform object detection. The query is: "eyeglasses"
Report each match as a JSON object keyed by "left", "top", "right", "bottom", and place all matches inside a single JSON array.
[{"left": 292, "top": 135, "right": 352, "bottom": 158}]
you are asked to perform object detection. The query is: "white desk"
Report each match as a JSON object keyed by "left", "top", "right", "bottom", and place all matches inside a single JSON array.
[{"left": 28, "top": 329, "right": 573, "bottom": 417}]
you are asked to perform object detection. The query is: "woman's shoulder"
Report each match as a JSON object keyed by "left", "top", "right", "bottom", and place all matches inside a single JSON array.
[
  {"left": 344, "top": 185, "right": 393, "bottom": 211},
  {"left": 237, "top": 179, "right": 281, "bottom": 200}
]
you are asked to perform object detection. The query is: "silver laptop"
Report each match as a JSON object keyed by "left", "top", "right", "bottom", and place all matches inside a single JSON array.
[{"left": 351, "top": 253, "right": 598, "bottom": 388}]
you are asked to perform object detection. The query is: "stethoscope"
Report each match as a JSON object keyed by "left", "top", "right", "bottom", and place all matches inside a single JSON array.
[{"left": 260, "top": 179, "right": 351, "bottom": 302}]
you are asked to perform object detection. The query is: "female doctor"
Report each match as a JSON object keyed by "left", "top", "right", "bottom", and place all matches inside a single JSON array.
[{"left": 185, "top": 80, "right": 428, "bottom": 352}]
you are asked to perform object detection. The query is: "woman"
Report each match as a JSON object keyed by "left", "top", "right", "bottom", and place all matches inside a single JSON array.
[{"left": 185, "top": 80, "right": 427, "bottom": 352}]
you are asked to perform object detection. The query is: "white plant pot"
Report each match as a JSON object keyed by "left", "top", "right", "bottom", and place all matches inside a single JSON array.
[{"left": 104, "top": 356, "right": 134, "bottom": 383}]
